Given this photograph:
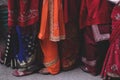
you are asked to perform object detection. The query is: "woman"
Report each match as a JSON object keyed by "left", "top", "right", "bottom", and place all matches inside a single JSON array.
[
  {"left": 59, "top": 0, "right": 80, "bottom": 71},
  {"left": 38, "top": 0, "right": 65, "bottom": 75},
  {"left": 79, "top": 0, "right": 114, "bottom": 75},
  {"left": 101, "top": 1, "right": 120, "bottom": 79},
  {"left": 3, "top": 0, "right": 43, "bottom": 76}
]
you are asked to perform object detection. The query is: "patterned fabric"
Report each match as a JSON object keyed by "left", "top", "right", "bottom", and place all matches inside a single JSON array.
[
  {"left": 101, "top": 3, "right": 120, "bottom": 78},
  {"left": 3, "top": 0, "right": 42, "bottom": 69},
  {"left": 4, "top": 27, "right": 19, "bottom": 67},
  {"left": 38, "top": 0, "right": 65, "bottom": 74},
  {"left": 38, "top": 0, "right": 65, "bottom": 42},
  {"left": 3, "top": 25, "right": 40, "bottom": 68},
  {"left": 110, "top": 4, "right": 120, "bottom": 43},
  {"left": 8, "top": 0, "right": 39, "bottom": 27}
]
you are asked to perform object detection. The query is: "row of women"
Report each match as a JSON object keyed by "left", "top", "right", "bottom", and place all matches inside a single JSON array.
[{"left": 0, "top": 0, "right": 120, "bottom": 80}]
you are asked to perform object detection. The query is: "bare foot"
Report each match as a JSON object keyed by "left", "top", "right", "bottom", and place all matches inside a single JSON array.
[{"left": 38, "top": 68, "right": 50, "bottom": 75}]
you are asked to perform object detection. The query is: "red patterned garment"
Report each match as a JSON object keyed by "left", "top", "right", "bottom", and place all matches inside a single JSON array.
[
  {"left": 3, "top": 0, "right": 42, "bottom": 75},
  {"left": 101, "top": 3, "right": 120, "bottom": 79},
  {"left": 8, "top": 0, "right": 39, "bottom": 27}
]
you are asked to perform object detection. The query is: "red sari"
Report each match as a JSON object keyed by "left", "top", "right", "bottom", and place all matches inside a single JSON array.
[
  {"left": 101, "top": 4, "right": 120, "bottom": 79},
  {"left": 59, "top": 0, "right": 80, "bottom": 70},
  {"left": 3, "top": 0, "right": 42, "bottom": 76},
  {"left": 79, "top": 0, "right": 114, "bottom": 75}
]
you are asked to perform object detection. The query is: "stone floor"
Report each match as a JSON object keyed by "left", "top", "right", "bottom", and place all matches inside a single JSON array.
[{"left": 0, "top": 64, "right": 102, "bottom": 80}]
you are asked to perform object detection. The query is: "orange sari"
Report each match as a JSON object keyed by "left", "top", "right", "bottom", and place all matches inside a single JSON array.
[{"left": 38, "top": 0, "right": 65, "bottom": 74}]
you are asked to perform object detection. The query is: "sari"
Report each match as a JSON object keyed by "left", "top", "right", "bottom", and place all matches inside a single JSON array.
[
  {"left": 38, "top": 0, "right": 65, "bottom": 74},
  {"left": 59, "top": 0, "right": 80, "bottom": 71},
  {"left": 3, "top": 0, "right": 42, "bottom": 76},
  {"left": 79, "top": 0, "right": 113, "bottom": 75},
  {"left": 101, "top": 4, "right": 120, "bottom": 79}
]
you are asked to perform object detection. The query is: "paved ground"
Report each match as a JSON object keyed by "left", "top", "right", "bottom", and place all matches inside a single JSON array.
[{"left": 0, "top": 64, "right": 102, "bottom": 80}]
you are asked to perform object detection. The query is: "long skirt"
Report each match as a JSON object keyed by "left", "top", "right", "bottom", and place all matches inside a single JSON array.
[{"left": 101, "top": 4, "right": 120, "bottom": 79}]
